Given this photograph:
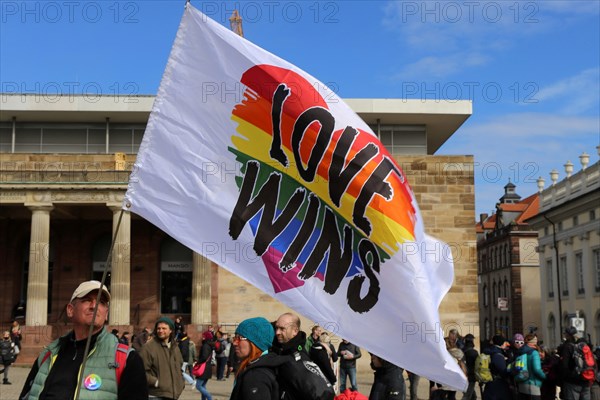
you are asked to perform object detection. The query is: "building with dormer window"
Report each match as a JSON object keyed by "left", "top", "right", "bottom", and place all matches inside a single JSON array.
[{"left": 476, "top": 182, "right": 540, "bottom": 341}]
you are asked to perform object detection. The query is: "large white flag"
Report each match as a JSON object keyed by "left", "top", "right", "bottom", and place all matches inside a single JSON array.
[{"left": 124, "top": 4, "right": 467, "bottom": 390}]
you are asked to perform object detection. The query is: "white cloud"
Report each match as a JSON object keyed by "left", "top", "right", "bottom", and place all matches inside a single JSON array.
[
  {"left": 394, "top": 52, "right": 491, "bottom": 80},
  {"left": 441, "top": 112, "right": 599, "bottom": 213},
  {"left": 457, "top": 112, "right": 599, "bottom": 140},
  {"left": 536, "top": 68, "right": 600, "bottom": 114},
  {"left": 381, "top": 0, "right": 596, "bottom": 79}
]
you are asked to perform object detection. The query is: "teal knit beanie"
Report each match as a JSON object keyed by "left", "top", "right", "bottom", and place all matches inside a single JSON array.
[{"left": 235, "top": 317, "right": 274, "bottom": 352}]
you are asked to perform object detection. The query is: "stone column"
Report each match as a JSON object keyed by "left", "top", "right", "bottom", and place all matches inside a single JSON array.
[
  {"left": 191, "top": 252, "right": 211, "bottom": 325},
  {"left": 26, "top": 205, "right": 53, "bottom": 326},
  {"left": 108, "top": 205, "right": 131, "bottom": 326}
]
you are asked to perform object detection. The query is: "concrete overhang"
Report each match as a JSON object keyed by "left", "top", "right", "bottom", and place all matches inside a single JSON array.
[
  {"left": 1, "top": 95, "right": 472, "bottom": 154},
  {"left": 345, "top": 98, "right": 472, "bottom": 154}
]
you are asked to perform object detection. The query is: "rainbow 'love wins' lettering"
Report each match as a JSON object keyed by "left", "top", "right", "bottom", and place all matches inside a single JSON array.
[{"left": 228, "top": 65, "right": 417, "bottom": 313}]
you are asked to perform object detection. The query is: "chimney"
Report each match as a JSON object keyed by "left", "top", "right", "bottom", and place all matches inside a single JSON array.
[{"left": 479, "top": 213, "right": 488, "bottom": 226}]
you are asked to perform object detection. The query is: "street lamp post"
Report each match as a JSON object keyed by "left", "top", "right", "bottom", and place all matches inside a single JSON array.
[{"left": 544, "top": 214, "right": 563, "bottom": 342}]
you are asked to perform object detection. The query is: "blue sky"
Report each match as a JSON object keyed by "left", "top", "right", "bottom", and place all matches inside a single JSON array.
[{"left": 1, "top": 0, "right": 599, "bottom": 216}]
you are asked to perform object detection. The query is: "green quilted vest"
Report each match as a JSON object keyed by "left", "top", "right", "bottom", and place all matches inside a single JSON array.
[{"left": 27, "top": 328, "right": 120, "bottom": 400}]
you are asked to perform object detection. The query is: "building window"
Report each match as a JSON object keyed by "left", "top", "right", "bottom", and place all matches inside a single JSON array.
[
  {"left": 547, "top": 259, "right": 554, "bottom": 298},
  {"left": 496, "top": 317, "right": 506, "bottom": 337},
  {"left": 493, "top": 281, "right": 497, "bottom": 305},
  {"left": 590, "top": 210, "right": 596, "bottom": 221},
  {"left": 548, "top": 314, "right": 556, "bottom": 348},
  {"left": 109, "top": 124, "right": 145, "bottom": 154},
  {"left": 560, "top": 256, "right": 568, "bottom": 296},
  {"left": 370, "top": 124, "right": 426, "bottom": 156},
  {"left": 595, "top": 313, "right": 600, "bottom": 348},
  {"left": 573, "top": 215, "right": 579, "bottom": 227},
  {"left": 0, "top": 122, "right": 11, "bottom": 152},
  {"left": 6, "top": 122, "right": 146, "bottom": 154},
  {"left": 558, "top": 222, "right": 563, "bottom": 232},
  {"left": 92, "top": 234, "right": 112, "bottom": 289},
  {"left": 594, "top": 249, "right": 600, "bottom": 293},
  {"left": 485, "top": 319, "right": 490, "bottom": 341},
  {"left": 544, "top": 227, "right": 549, "bottom": 236},
  {"left": 504, "top": 279, "right": 509, "bottom": 298},
  {"left": 576, "top": 253, "right": 584, "bottom": 295},
  {"left": 160, "top": 237, "right": 193, "bottom": 314},
  {"left": 483, "top": 284, "right": 489, "bottom": 307}
]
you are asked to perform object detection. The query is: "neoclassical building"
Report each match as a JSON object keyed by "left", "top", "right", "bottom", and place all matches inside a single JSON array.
[
  {"left": 1, "top": 94, "right": 478, "bottom": 363},
  {"left": 527, "top": 150, "right": 600, "bottom": 348},
  {"left": 476, "top": 182, "right": 540, "bottom": 341}
]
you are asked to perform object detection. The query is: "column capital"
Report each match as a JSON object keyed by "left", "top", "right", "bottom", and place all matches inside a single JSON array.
[
  {"left": 26, "top": 204, "right": 54, "bottom": 213},
  {"left": 107, "top": 203, "right": 128, "bottom": 213}
]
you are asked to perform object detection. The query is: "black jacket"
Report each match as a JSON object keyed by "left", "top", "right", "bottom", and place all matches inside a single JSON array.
[
  {"left": 179, "top": 336, "right": 190, "bottom": 362},
  {"left": 483, "top": 345, "right": 508, "bottom": 378},
  {"left": 229, "top": 353, "right": 287, "bottom": 400},
  {"left": 270, "top": 331, "right": 308, "bottom": 356},
  {"left": 559, "top": 339, "right": 589, "bottom": 384},
  {"left": 197, "top": 341, "right": 214, "bottom": 380},
  {"left": 368, "top": 359, "right": 404, "bottom": 400},
  {"left": 309, "top": 341, "right": 336, "bottom": 384},
  {"left": 337, "top": 342, "right": 361, "bottom": 369},
  {"left": 463, "top": 345, "right": 479, "bottom": 382}
]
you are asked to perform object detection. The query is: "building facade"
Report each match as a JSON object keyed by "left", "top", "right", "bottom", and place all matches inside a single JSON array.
[
  {"left": 1, "top": 94, "right": 478, "bottom": 363},
  {"left": 527, "top": 150, "right": 600, "bottom": 348},
  {"left": 476, "top": 182, "right": 540, "bottom": 341}
]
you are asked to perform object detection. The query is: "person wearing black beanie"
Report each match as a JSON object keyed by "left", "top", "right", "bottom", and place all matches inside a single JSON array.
[{"left": 481, "top": 335, "right": 511, "bottom": 400}]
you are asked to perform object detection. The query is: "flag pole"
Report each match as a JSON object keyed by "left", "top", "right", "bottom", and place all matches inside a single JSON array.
[{"left": 74, "top": 208, "right": 125, "bottom": 400}]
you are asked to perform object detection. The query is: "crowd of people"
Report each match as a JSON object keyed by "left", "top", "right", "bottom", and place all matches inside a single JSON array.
[
  {"left": 445, "top": 328, "right": 600, "bottom": 400},
  {"left": 5, "top": 279, "right": 600, "bottom": 400}
]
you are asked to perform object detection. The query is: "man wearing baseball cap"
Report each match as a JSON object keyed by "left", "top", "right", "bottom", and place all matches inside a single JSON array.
[{"left": 19, "top": 280, "right": 148, "bottom": 400}]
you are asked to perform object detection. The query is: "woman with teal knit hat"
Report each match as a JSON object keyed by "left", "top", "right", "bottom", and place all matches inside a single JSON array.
[{"left": 229, "top": 317, "right": 286, "bottom": 400}]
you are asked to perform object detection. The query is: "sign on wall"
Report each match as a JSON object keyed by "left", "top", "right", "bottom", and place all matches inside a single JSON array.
[
  {"left": 160, "top": 262, "right": 192, "bottom": 272},
  {"left": 497, "top": 297, "right": 509, "bottom": 311}
]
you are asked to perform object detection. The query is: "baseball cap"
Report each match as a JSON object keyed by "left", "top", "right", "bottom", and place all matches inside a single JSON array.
[{"left": 70, "top": 280, "right": 111, "bottom": 303}]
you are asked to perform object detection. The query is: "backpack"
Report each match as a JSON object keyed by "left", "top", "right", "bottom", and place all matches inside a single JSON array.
[
  {"left": 0, "top": 341, "right": 16, "bottom": 364},
  {"left": 572, "top": 342, "right": 596, "bottom": 382},
  {"left": 215, "top": 340, "right": 224, "bottom": 354},
  {"left": 474, "top": 354, "right": 493, "bottom": 383},
  {"left": 39, "top": 343, "right": 130, "bottom": 385},
  {"left": 510, "top": 352, "right": 530, "bottom": 383},
  {"left": 277, "top": 351, "right": 335, "bottom": 400}
]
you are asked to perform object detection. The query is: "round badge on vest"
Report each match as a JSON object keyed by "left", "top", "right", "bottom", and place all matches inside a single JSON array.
[{"left": 84, "top": 374, "right": 102, "bottom": 391}]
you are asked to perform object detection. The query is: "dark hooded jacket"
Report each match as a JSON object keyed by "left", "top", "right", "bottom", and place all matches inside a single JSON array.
[
  {"left": 270, "top": 331, "right": 308, "bottom": 356},
  {"left": 482, "top": 345, "right": 511, "bottom": 400},
  {"left": 368, "top": 358, "right": 404, "bottom": 400},
  {"left": 309, "top": 340, "right": 336, "bottom": 384},
  {"left": 229, "top": 353, "right": 287, "bottom": 400}
]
